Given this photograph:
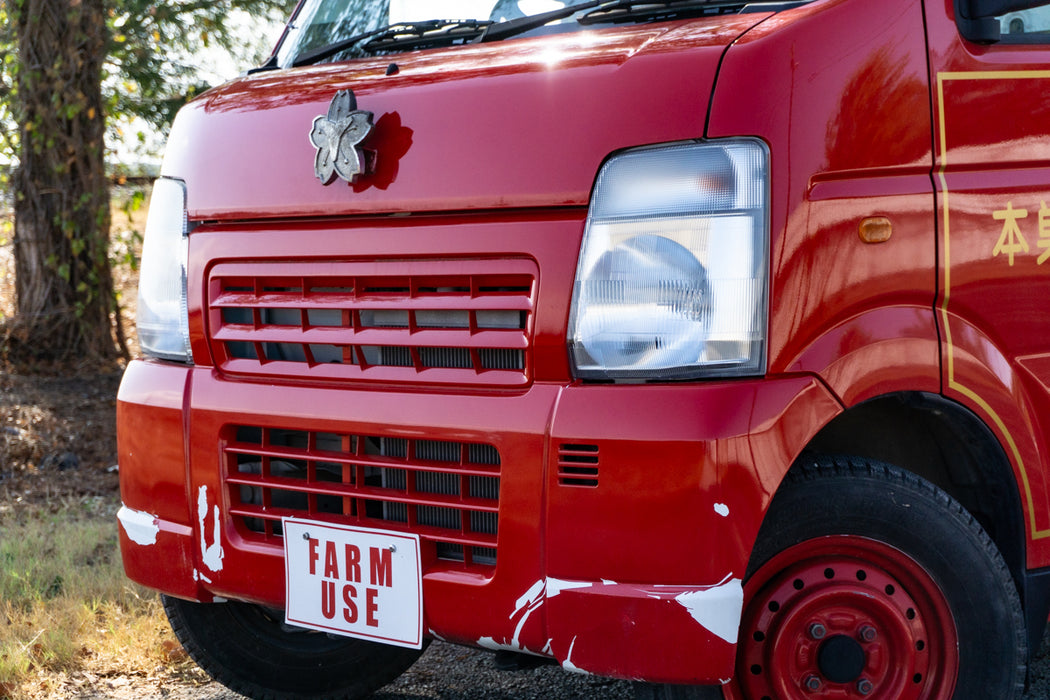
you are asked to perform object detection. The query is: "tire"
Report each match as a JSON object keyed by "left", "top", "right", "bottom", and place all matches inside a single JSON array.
[
  {"left": 725, "top": 456, "right": 1026, "bottom": 700},
  {"left": 162, "top": 595, "right": 426, "bottom": 700}
]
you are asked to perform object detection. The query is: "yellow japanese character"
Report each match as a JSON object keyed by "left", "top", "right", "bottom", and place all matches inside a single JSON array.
[
  {"left": 993, "top": 201, "right": 1029, "bottom": 266},
  {"left": 1038, "top": 201, "right": 1050, "bottom": 265}
]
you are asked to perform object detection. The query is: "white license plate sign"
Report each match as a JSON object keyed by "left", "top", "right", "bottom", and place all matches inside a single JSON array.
[{"left": 283, "top": 518, "right": 423, "bottom": 649}]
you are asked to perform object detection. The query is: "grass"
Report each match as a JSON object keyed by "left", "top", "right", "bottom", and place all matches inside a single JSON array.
[{"left": 0, "top": 497, "right": 190, "bottom": 699}]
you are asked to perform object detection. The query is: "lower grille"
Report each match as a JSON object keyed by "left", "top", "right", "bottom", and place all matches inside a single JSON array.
[{"left": 224, "top": 425, "right": 500, "bottom": 567}]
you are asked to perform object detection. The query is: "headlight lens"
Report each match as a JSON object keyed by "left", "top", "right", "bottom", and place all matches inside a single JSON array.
[
  {"left": 137, "top": 177, "right": 192, "bottom": 362},
  {"left": 569, "top": 140, "right": 769, "bottom": 380}
]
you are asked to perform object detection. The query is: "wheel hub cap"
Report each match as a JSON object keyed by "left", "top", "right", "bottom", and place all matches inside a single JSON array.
[
  {"left": 728, "top": 535, "right": 959, "bottom": 700},
  {"left": 817, "top": 635, "right": 866, "bottom": 684}
]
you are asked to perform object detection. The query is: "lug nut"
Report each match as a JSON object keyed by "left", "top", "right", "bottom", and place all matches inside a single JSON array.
[
  {"left": 808, "top": 622, "right": 827, "bottom": 640},
  {"left": 857, "top": 678, "right": 874, "bottom": 695},
  {"left": 859, "top": 625, "right": 877, "bottom": 642},
  {"left": 803, "top": 675, "right": 823, "bottom": 692}
]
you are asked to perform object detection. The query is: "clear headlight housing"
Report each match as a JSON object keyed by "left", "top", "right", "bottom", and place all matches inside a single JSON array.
[
  {"left": 137, "top": 177, "right": 192, "bottom": 362},
  {"left": 569, "top": 140, "right": 769, "bottom": 380}
]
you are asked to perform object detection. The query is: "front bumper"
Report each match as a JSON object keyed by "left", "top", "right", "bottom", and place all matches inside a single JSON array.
[{"left": 117, "top": 358, "right": 839, "bottom": 683}]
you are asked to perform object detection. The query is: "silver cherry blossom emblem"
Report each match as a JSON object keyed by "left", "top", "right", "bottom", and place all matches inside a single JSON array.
[{"left": 310, "top": 89, "right": 374, "bottom": 185}]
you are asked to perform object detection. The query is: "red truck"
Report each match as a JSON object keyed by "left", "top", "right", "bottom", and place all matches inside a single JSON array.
[{"left": 116, "top": 0, "right": 1050, "bottom": 697}]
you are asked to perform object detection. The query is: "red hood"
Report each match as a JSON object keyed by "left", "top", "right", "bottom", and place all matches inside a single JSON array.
[{"left": 163, "top": 14, "right": 768, "bottom": 221}]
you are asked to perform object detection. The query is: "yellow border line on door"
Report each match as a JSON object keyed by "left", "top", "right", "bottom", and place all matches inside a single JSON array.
[{"left": 936, "top": 70, "right": 1050, "bottom": 540}]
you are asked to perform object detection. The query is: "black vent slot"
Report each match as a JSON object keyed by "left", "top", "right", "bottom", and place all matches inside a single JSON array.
[{"left": 557, "top": 444, "right": 599, "bottom": 487}]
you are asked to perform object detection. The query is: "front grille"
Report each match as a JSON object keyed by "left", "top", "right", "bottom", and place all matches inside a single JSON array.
[
  {"left": 225, "top": 426, "right": 500, "bottom": 567},
  {"left": 207, "top": 259, "right": 536, "bottom": 388}
]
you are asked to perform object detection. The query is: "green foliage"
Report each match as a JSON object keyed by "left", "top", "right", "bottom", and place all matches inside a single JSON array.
[
  {"left": 0, "top": 0, "right": 298, "bottom": 169},
  {"left": 112, "top": 186, "right": 145, "bottom": 272},
  {"left": 105, "top": 0, "right": 297, "bottom": 135},
  {"left": 0, "top": 5, "right": 15, "bottom": 161}
]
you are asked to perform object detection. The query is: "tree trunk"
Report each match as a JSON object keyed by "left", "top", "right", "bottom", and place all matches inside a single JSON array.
[{"left": 9, "top": 0, "right": 123, "bottom": 362}]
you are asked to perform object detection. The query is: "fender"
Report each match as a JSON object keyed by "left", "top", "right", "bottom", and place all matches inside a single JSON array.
[
  {"left": 786, "top": 305, "right": 940, "bottom": 407},
  {"left": 941, "top": 310, "right": 1050, "bottom": 565}
]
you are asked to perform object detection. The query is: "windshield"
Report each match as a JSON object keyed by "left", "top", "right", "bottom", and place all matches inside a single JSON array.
[{"left": 275, "top": 0, "right": 597, "bottom": 66}]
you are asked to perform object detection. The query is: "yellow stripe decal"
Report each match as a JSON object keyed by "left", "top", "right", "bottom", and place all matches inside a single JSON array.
[{"left": 937, "top": 70, "right": 1050, "bottom": 539}]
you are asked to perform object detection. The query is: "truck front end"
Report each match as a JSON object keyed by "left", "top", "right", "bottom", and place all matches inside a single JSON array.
[{"left": 118, "top": 1, "right": 840, "bottom": 697}]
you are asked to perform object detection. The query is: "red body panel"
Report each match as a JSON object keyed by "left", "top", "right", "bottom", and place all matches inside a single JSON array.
[
  {"left": 117, "top": 361, "right": 198, "bottom": 599},
  {"left": 117, "top": 0, "right": 1050, "bottom": 688},
  {"left": 120, "top": 351, "right": 839, "bottom": 680},
  {"left": 164, "top": 15, "right": 768, "bottom": 220},
  {"left": 707, "top": 0, "right": 940, "bottom": 405},
  {"left": 923, "top": 0, "right": 1050, "bottom": 562}
]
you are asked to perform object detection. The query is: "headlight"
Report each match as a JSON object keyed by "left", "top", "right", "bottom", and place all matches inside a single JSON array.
[
  {"left": 137, "top": 177, "right": 192, "bottom": 362},
  {"left": 569, "top": 140, "right": 769, "bottom": 380}
]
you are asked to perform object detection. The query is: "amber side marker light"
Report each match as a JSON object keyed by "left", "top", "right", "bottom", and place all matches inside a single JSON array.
[{"left": 859, "top": 216, "right": 892, "bottom": 244}]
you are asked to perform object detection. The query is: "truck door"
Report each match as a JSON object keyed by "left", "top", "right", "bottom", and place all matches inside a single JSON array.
[{"left": 925, "top": 0, "right": 1050, "bottom": 560}]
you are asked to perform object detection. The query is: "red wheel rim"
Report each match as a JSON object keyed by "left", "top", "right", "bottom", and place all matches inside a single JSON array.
[{"left": 726, "top": 535, "right": 958, "bottom": 700}]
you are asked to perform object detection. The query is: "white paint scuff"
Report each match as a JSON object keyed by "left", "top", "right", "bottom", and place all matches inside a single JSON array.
[
  {"left": 714, "top": 503, "right": 730, "bottom": 517},
  {"left": 561, "top": 636, "right": 590, "bottom": 675},
  {"left": 509, "top": 578, "right": 619, "bottom": 650},
  {"left": 197, "top": 486, "right": 225, "bottom": 572},
  {"left": 545, "top": 577, "right": 597, "bottom": 598},
  {"left": 510, "top": 580, "right": 547, "bottom": 650},
  {"left": 117, "top": 505, "right": 160, "bottom": 545},
  {"left": 675, "top": 577, "right": 744, "bottom": 644},
  {"left": 477, "top": 636, "right": 547, "bottom": 657},
  {"left": 492, "top": 575, "right": 742, "bottom": 672},
  {"left": 477, "top": 637, "right": 513, "bottom": 652},
  {"left": 513, "top": 580, "right": 546, "bottom": 617}
]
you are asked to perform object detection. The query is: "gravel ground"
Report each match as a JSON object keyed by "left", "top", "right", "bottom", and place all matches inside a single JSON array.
[
  {"left": 374, "top": 643, "right": 634, "bottom": 700},
  {"left": 70, "top": 632, "right": 1050, "bottom": 699},
  {"left": 79, "top": 642, "right": 635, "bottom": 699}
]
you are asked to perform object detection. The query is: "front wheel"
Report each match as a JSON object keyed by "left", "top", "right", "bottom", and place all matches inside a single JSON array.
[
  {"left": 726, "top": 457, "right": 1026, "bottom": 700},
  {"left": 162, "top": 595, "right": 425, "bottom": 700}
]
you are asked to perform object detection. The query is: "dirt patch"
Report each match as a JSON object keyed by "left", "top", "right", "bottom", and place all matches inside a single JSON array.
[
  {"left": 0, "top": 187, "right": 143, "bottom": 511},
  {"left": 0, "top": 371, "right": 123, "bottom": 512},
  {"left": 24, "top": 664, "right": 228, "bottom": 700}
]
